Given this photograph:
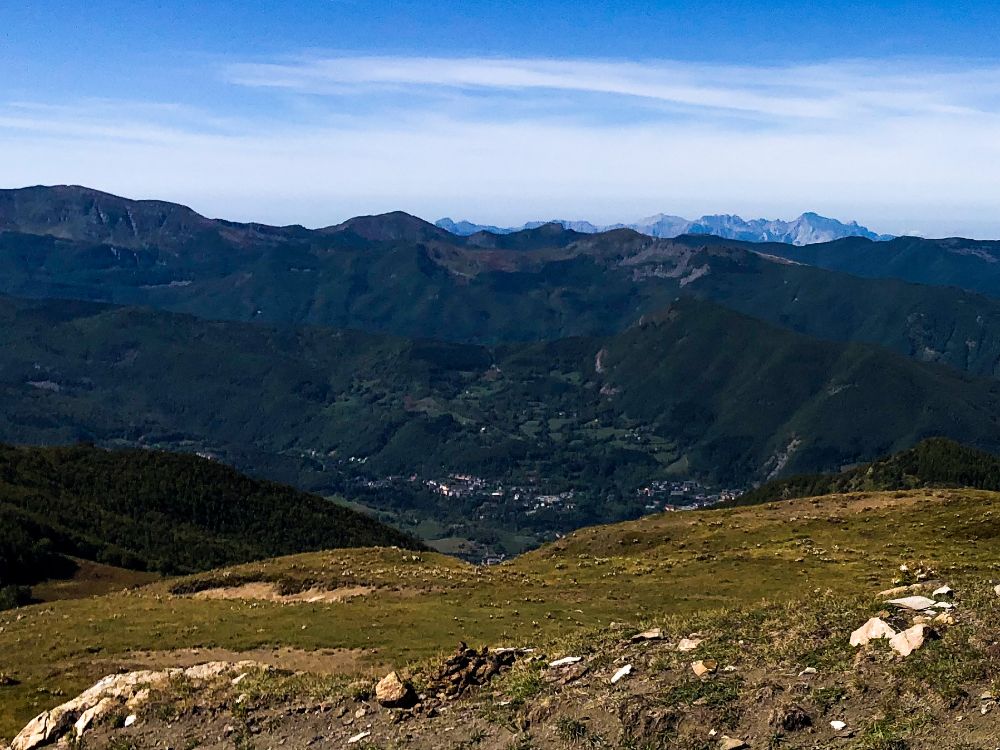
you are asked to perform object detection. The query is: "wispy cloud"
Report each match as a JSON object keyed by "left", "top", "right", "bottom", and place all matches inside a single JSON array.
[
  {"left": 224, "top": 55, "right": 1000, "bottom": 122},
  {"left": 3, "top": 55, "right": 1000, "bottom": 236}
]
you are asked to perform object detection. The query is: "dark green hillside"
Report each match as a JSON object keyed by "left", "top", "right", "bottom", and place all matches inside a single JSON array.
[
  {"left": 3, "top": 292, "right": 1000, "bottom": 538},
  {"left": 10, "top": 187, "right": 1000, "bottom": 383},
  {"left": 0, "top": 444, "right": 422, "bottom": 600},
  {"left": 730, "top": 437, "right": 1000, "bottom": 506},
  {"left": 699, "top": 233, "right": 1000, "bottom": 300}
]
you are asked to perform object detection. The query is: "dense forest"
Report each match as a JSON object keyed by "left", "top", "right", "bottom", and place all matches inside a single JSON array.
[
  {"left": 0, "top": 444, "right": 422, "bottom": 607},
  {"left": 729, "top": 438, "right": 1000, "bottom": 506}
]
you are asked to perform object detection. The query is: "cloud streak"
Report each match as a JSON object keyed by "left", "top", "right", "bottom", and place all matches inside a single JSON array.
[
  {"left": 225, "top": 55, "right": 1000, "bottom": 122},
  {"left": 3, "top": 55, "right": 1000, "bottom": 237}
]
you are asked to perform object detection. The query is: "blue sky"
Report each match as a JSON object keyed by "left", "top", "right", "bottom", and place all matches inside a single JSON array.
[{"left": 3, "top": 1, "right": 1000, "bottom": 236}]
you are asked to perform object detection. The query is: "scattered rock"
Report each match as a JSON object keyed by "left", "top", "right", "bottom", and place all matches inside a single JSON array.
[
  {"left": 719, "top": 737, "right": 747, "bottom": 749},
  {"left": 677, "top": 637, "right": 703, "bottom": 652},
  {"left": 830, "top": 720, "right": 848, "bottom": 731},
  {"left": 886, "top": 596, "right": 937, "bottom": 611},
  {"left": 630, "top": 627, "right": 663, "bottom": 642},
  {"left": 933, "top": 612, "right": 955, "bottom": 626},
  {"left": 347, "top": 730, "right": 372, "bottom": 744},
  {"left": 425, "top": 642, "right": 519, "bottom": 700},
  {"left": 123, "top": 714, "right": 137, "bottom": 728},
  {"left": 993, "top": 584, "right": 1000, "bottom": 597},
  {"left": 549, "top": 656, "right": 583, "bottom": 668},
  {"left": 889, "top": 624, "right": 929, "bottom": 657},
  {"left": 611, "top": 664, "right": 632, "bottom": 684},
  {"left": 798, "top": 667, "right": 817, "bottom": 677},
  {"left": 692, "top": 659, "right": 718, "bottom": 677},
  {"left": 932, "top": 585, "right": 954, "bottom": 598},
  {"left": 374, "top": 671, "right": 416, "bottom": 709},
  {"left": 850, "top": 617, "right": 896, "bottom": 647}
]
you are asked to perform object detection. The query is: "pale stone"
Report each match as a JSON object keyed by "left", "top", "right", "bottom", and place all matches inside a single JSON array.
[
  {"left": 692, "top": 659, "right": 718, "bottom": 677},
  {"left": 677, "top": 637, "right": 703, "bottom": 652},
  {"left": 830, "top": 720, "right": 847, "bottom": 731},
  {"left": 123, "top": 714, "right": 137, "bottom": 728},
  {"left": 347, "top": 730, "right": 372, "bottom": 744},
  {"left": 548, "top": 656, "right": 583, "bottom": 667},
  {"left": 850, "top": 617, "right": 896, "bottom": 647},
  {"left": 611, "top": 664, "right": 632, "bottom": 684},
  {"left": 630, "top": 627, "right": 663, "bottom": 641},
  {"left": 886, "top": 596, "right": 937, "bottom": 610},
  {"left": 932, "top": 585, "right": 953, "bottom": 598},
  {"left": 889, "top": 624, "right": 928, "bottom": 657},
  {"left": 374, "top": 671, "right": 415, "bottom": 708},
  {"left": 719, "top": 737, "right": 748, "bottom": 749}
]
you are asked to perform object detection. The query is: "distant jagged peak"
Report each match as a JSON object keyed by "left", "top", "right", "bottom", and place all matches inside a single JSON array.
[{"left": 436, "top": 211, "right": 892, "bottom": 245}]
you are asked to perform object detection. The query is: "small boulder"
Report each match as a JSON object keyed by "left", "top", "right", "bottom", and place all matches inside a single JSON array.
[
  {"left": 611, "top": 664, "right": 633, "bottom": 684},
  {"left": 932, "top": 585, "right": 953, "bottom": 598},
  {"left": 549, "top": 656, "right": 583, "bottom": 668},
  {"left": 719, "top": 737, "right": 748, "bottom": 750},
  {"left": 889, "top": 624, "right": 929, "bottom": 657},
  {"left": 886, "top": 596, "right": 937, "bottom": 611},
  {"left": 692, "top": 659, "right": 718, "bottom": 677},
  {"left": 677, "top": 637, "right": 703, "bottom": 652},
  {"left": 631, "top": 627, "right": 663, "bottom": 642},
  {"left": 830, "top": 720, "right": 847, "bottom": 731},
  {"left": 374, "top": 671, "right": 416, "bottom": 708},
  {"left": 850, "top": 617, "right": 896, "bottom": 647}
]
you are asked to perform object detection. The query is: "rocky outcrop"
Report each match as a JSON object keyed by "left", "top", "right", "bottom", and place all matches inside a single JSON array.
[
  {"left": 8, "top": 661, "right": 259, "bottom": 750},
  {"left": 424, "top": 643, "right": 520, "bottom": 701}
]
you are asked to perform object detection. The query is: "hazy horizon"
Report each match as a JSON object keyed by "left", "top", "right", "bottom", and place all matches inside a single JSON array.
[{"left": 5, "top": 2, "right": 1000, "bottom": 237}]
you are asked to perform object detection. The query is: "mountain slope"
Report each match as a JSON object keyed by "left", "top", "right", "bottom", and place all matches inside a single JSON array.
[
  {"left": 0, "top": 443, "right": 422, "bottom": 597},
  {"left": 692, "top": 232, "right": 1000, "bottom": 300},
  {"left": 731, "top": 437, "right": 1000, "bottom": 506},
  {"left": 436, "top": 211, "right": 889, "bottom": 244},
  {"left": 7, "top": 187, "right": 1000, "bottom": 384},
  {"left": 3, "top": 293, "right": 1000, "bottom": 504},
  {"left": 4, "top": 487, "right": 1000, "bottom": 746}
]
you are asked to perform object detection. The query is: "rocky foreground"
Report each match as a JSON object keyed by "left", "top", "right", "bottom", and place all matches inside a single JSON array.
[{"left": 9, "top": 564, "right": 1000, "bottom": 750}]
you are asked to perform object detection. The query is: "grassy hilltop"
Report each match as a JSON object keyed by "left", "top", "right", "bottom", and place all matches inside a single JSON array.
[{"left": 3, "top": 487, "right": 1000, "bottom": 746}]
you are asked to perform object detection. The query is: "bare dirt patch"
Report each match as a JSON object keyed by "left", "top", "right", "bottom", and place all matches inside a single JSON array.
[{"left": 189, "top": 582, "right": 372, "bottom": 603}]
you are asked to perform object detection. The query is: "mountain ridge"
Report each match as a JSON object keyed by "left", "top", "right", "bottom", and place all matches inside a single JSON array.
[{"left": 437, "top": 210, "right": 893, "bottom": 245}]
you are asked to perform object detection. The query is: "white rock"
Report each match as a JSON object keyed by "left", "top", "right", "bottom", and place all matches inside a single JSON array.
[
  {"left": 932, "top": 585, "right": 953, "bottom": 597},
  {"left": 719, "top": 737, "right": 748, "bottom": 749},
  {"left": 850, "top": 617, "right": 896, "bottom": 647},
  {"left": 830, "top": 720, "right": 847, "bottom": 731},
  {"left": 886, "top": 596, "right": 937, "bottom": 611},
  {"left": 994, "top": 584, "right": 1000, "bottom": 597},
  {"left": 631, "top": 627, "right": 663, "bottom": 641},
  {"left": 347, "top": 730, "right": 372, "bottom": 744},
  {"left": 123, "top": 714, "right": 137, "bottom": 728},
  {"left": 677, "top": 637, "right": 703, "bottom": 652},
  {"left": 611, "top": 664, "right": 632, "bottom": 684},
  {"left": 73, "top": 697, "right": 114, "bottom": 737},
  {"left": 548, "top": 656, "right": 583, "bottom": 668},
  {"left": 798, "top": 667, "right": 817, "bottom": 676},
  {"left": 932, "top": 601, "right": 955, "bottom": 610},
  {"left": 889, "top": 624, "right": 928, "bottom": 657}
]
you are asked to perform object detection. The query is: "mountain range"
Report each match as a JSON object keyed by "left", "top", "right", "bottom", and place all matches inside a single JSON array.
[
  {"left": 436, "top": 211, "right": 893, "bottom": 244},
  {"left": 5, "top": 186, "right": 1000, "bottom": 519}
]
